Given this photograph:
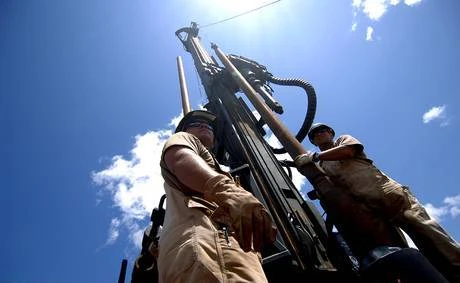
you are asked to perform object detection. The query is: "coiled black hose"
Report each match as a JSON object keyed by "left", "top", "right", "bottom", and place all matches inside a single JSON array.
[{"left": 267, "top": 76, "right": 317, "bottom": 154}]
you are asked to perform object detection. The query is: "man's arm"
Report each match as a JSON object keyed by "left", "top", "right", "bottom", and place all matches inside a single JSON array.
[
  {"left": 164, "top": 145, "right": 220, "bottom": 194},
  {"left": 164, "top": 144, "right": 277, "bottom": 252},
  {"left": 295, "top": 142, "right": 363, "bottom": 167}
]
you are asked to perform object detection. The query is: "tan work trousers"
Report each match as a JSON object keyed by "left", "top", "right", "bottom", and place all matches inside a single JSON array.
[
  {"left": 394, "top": 187, "right": 460, "bottom": 282},
  {"left": 157, "top": 210, "right": 268, "bottom": 283}
]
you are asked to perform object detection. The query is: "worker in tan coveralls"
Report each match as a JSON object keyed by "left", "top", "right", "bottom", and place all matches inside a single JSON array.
[
  {"left": 294, "top": 123, "right": 460, "bottom": 282},
  {"left": 157, "top": 110, "right": 277, "bottom": 283}
]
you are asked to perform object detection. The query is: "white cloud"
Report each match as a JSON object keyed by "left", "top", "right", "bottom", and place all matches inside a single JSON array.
[
  {"left": 352, "top": 0, "right": 424, "bottom": 20},
  {"left": 422, "top": 105, "right": 450, "bottom": 125},
  {"left": 92, "top": 127, "right": 173, "bottom": 247},
  {"left": 444, "top": 194, "right": 460, "bottom": 207},
  {"left": 404, "top": 0, "right": 422, "bottom": 6},
  {"left": 362, "top": 0, "right": 388, "bottom": 20},
  {"left": 351, "top": 0, "right": 424, "bottom": 39},
  {"left": 423, "top": 194, "right": 460, "bottom": 221},
  {"left": 169, "top": 113, "right": 183, "bottom": 128},
  {"left": 450, "top": 206, "right": 460, "bottom": 218},
  {"left": 444, "top": 195, "right": 460, "bottom": 217},
  {"left": 351, "top": 22, "right": 358, "bottom": 31},
  {"left": 424, "top": 203, "right": 449, "bottom": 221},
  {"left": 366, "top": 26, "right": 374, "bottom": 41},
  {"left": 352, "top": 0, "right": 362, "bottom": 8}
]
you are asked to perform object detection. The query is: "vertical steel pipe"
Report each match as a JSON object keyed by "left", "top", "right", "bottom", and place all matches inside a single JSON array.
[{"left": 176, "top": 56, "right": 191, "bottom": 114}]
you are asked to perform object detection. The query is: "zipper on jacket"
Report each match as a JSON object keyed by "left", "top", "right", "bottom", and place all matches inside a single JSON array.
[{"left": 222, "top": 226, "right": 232, "bottom": 247}]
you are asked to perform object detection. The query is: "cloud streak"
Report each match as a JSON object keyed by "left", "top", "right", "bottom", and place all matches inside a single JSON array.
[{"left": 424, "top": 194, "right": 460, "bottom": 221}]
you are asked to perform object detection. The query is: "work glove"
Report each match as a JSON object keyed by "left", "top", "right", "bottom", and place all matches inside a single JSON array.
[
  {"left": 203, "top": 174, "right": 277, "bottom": 252},
  {"left": 294, "top": 151, "right": 319, "bottom": 167}
]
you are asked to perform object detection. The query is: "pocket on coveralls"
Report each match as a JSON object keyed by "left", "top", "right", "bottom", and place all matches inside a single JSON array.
[{"left": 381, "top": 185, "right": 411, "bottom": 219}]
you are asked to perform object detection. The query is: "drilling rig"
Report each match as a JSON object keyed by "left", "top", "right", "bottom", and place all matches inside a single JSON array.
[{"left": 125, "top": 23, "right": 449, "bottom": 283}]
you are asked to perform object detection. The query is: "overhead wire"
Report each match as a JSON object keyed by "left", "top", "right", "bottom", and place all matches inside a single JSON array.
[{"left": 200, "top": 0, "right": 281, "bottom": 29}]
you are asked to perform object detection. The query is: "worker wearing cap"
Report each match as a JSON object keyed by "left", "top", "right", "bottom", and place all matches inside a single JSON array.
[
  {"left": 294, "top": 123, "right": 460, "bottom": 282},
  {"left": 157, "top": 110, "right": 277, "bottom": 283}
]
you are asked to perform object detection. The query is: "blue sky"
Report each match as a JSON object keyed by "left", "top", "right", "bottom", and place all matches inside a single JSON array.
[{"left": 2, "top": 0, "right": 459, "bottom": 282}]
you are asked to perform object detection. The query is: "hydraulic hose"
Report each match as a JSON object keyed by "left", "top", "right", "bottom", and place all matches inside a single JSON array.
[{"left": 267, "top": 76, "right": 317, "bottom": 155}]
